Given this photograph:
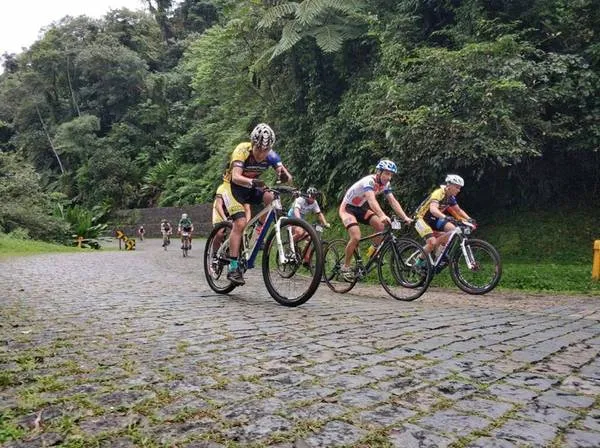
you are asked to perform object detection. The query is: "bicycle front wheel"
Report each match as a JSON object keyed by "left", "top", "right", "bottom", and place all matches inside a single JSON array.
[
  {"left": 203, "top": 222, "right": 236, "bottom": 294},
  {"left": 378, "top": 238, "right": 432, "bottom": 301},
  {"left": 449, "top": 238, "right": 502, "bottom": 294},
  {"left": 323, "top": 239, "right": 359, "bottom": 294},
  {"left": 262, "top": 217, "right": 323, "bottom": 307}
]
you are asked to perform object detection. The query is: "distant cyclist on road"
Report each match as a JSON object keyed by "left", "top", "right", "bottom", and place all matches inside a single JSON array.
[
  {"left": 177, "top": 213, "right": 194, "bottom": 250},
  {"left": 160, "top": 219, "right": 172, "bottom": 248}
]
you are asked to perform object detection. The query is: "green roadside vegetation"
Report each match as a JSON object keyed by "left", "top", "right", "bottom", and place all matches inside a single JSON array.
[
  {"left": 462, "top": 207, "right": 600, "bottom": 294},
  {"left": 0, "top": 233, "right": 80, "bottom": 258}
]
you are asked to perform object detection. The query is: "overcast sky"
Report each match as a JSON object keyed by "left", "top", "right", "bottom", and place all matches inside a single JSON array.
[{"left": 1, "top": 0, "right": 148, "bottom": 56}]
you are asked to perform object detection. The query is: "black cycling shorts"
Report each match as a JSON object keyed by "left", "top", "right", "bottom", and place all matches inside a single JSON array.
[{"left": 344, "top": 204, "right": 375, "bottom": 226}]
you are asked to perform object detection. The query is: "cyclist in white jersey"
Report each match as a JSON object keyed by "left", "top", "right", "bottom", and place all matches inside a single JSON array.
[
  {"left": 338, "top": 159, "right": 413, "bottom": 280},
  {"left": 287, "top": 187, "right": 330, "bottom": 265},
  {"left": 288, "top": 186, "right": 330, "bottom": 232}
]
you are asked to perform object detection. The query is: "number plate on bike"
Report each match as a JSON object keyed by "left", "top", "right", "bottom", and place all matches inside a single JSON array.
[
  {"left": 462, "top": 227, "right": 471, "bottom": 235},
  {"left": 391, "top": 220, "right": 402, "bottom": 230}
]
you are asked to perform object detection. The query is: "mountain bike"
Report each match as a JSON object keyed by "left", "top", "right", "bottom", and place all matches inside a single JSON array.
[
  {"left": 410, "top": 220, "right": 502, "bottom": 294},
  {"left": 324, "top": 219, "right": 433, "bottom": 301},
  {"left": 203, "top": 185, "right": 324, "bottom": 307},
  {"left": 181, "top": 230, "right": 191, "bottom": 257},
  {"left": 162, "top": 233, "right": 171, "bottom": 251}
]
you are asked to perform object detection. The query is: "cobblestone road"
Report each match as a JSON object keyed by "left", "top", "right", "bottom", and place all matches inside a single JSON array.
[{"left": 1, "top": 238, "right": 600, "bottom": 447}]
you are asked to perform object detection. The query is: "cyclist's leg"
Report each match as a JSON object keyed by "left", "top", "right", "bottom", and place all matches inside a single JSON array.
[
  {"left": 212, "top": 197, "right": 226, "bottom": 251},
  {"left": 367, "top": 212, "right": 385, "bottom": 241},
  {"left": 293, "top": 228, "right": 311, "bottom": 263},
  {"left": 213, "top": 228, "right": 225, "bottom": 251},
  {"left": 415, "top": 218, "right": 436, "bottom": 255},
  {"left": 228, "top": 216, "right": 246, "bottom": 264},
  {"left": 228, "top": 182, "right": 263, "bottom": 285},
  {"left": 339, "top": 203, "right": 361, "bottom": 268}
]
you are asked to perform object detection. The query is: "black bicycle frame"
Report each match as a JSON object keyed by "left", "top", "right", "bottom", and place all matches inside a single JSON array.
[{"left": 352, "top": 227, "right": 395, "bottom": 279}]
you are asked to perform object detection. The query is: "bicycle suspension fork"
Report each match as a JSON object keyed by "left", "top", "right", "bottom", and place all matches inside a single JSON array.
[
  {"left": 275, "top": 216, "right": 295, "bottom": 264},
  {"left": 459, "top": 236, "right": 476, "bottom": 270}
]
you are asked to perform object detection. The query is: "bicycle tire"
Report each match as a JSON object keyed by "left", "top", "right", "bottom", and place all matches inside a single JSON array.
[
  {"left": 323, "top": 239, "right": 359, "bottom": 294},
  {"left": 309, "top": 240, "right": 328, "bottom": 282},
  {"left": 203, "top": 222, "right": 236, "bottom": 294},
  {"left": 262, "top": 217, "right": 323, "bottom": 307},
  {"left": 449, "top": 238, "right": 502, "bottom": 295},
  {"left": 378, "top": 238, "right": 432, "bottom": 301}
]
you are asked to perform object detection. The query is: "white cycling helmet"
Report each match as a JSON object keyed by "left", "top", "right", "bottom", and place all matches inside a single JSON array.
[
  {"left": 251, "top": 123, "right": 276, "bottom": 150},
  {"left": 445, "top": 174, "right": 465, "bottom": 186},
  {"left": 376, "top": 159, "right": 397, "bottom": 174},
  {"left": 306, "top": 187, "right": 318, "bottom": 197},
  {"left": 181, "top": 213, "right": 188, "bottom": 219}
]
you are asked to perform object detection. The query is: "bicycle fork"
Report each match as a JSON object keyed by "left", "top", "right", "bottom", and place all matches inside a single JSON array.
[
  {"left": 460, "top": 239, "right": 477, "bottom": 270},
  {"left": 275, "top": 218, "right": 296, "bottom": 264}
]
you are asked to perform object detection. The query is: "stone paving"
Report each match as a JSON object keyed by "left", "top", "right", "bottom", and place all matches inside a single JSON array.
[{"left": 1, "top": 238, "right": 600, "bottom": 447}]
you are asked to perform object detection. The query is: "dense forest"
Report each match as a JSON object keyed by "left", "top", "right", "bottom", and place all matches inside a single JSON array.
[{"left": 1, "top": 0, "right": 598, "bottom": 242}]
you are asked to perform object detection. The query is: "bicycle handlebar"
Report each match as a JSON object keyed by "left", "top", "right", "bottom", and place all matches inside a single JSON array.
[{"left": 264, "top": 185, "right": 300, "bottom": 196}]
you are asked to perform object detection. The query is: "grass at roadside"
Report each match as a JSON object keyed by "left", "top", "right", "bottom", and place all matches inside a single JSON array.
[
  {"left": 0, "top": 234, "right": 105, "bottom": 258},
  {"left": 429, "top": 261, "right": 600, "bottom": 295}
]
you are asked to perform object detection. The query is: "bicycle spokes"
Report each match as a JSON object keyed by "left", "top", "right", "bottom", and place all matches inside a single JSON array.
[
  {"left": 378, "top": 239, "right": 432, "bottom": 301},
  {"left": 262, "top": 217, "right": 323, "bottom": 307},
  {"left": 204, "top": 223, "right": 237, "bottom": 294},
  {"left": 323, "top": 239, "right": 359, "bottom": 293},
  {"left": 450, "top": 239, "right": 501, "bottom": 295}
]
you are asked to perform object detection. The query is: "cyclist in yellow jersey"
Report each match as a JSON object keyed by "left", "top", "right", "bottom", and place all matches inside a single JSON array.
[
  {"left": 414, "top": 174, "right": 475, "bottom": 259},
  {"left": 212, "top": 183, "right": 251, "bottom": 252},
  {"left": 220, "top": 123, "right": 292, "bottom": 285}
]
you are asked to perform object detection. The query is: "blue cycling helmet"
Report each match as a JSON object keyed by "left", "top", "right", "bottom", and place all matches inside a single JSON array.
[{"left": 376, "top": 159, "right": 397, "bottom": 174}]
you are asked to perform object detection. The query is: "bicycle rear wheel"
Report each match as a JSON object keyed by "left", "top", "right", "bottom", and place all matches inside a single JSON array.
[
  {"left": 262, "top": 218, "right": 323, "bottom": 307},
  {"left": 449, "top": 238, "right": 502, "bottom": 294},
  {"left": 203, "top": 222, "right": 236, "bottom": 294},
  {"left": 378, "top": 238, "right": 432, "bottom": 301},
  {"left": 323, "top": 239, "right": 359, "bottom": 294}
]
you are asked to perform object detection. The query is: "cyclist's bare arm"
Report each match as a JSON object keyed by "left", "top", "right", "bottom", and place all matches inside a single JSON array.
[
  {"left": 429, "top": 201, "right": 447, "bottom": 220},
  {"left": 447, "top": 204, "right": 471, "bottom": 221},
  {"left": 317, "top": 212, "right": 330, "bottom": 227},
  {"left": 231, "top": 165, "right": 255, "bottom": 189},
  {"left": 215, "top": 196, "right": 228, "bottom": 221},
  {"left": 386, "top": 193, "right": 412, "bottom": 223},
  {"left": 293, "top": 207, "right": 302, "bottom": 219},
  {"left": 365, "top": 190, "right": 389, "bottom": 224},
  {"left": 276, "top": 165, "right": 293, "bottom": 184}
]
